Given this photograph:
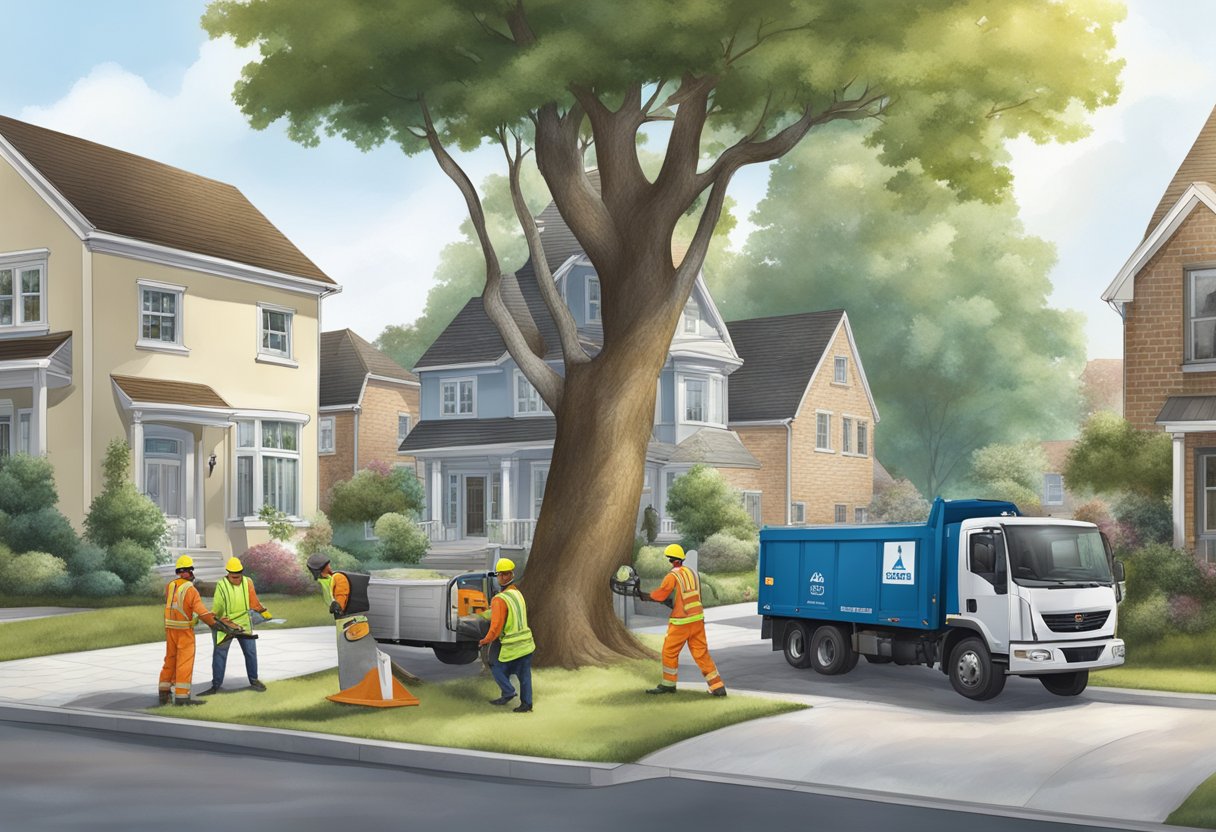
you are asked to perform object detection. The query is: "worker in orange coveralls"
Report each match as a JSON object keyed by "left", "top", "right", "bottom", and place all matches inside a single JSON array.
[
  {"left": 158, "top": 555, "right": 222, "bottom": 706},
  {"left": 645, "top": 543, "right": 727, "bottom": 697}
]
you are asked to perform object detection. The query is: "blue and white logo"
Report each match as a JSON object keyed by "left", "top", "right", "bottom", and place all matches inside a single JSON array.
[
  {"left": 882, "top": 542, "right": 916, "bottom": 585},
  {"left": 809, "top": 571, "right": 825, "bottom": 596}
]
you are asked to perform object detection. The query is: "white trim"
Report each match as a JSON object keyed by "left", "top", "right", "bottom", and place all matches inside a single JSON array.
[
  {"left": 512, "top": 369, "right": 550, "bottom": 417},
  {"left": 396, "top": 411, "right": 412, "bottom": 451},
  {"left": 255, "top": 353, "right": 299, "bottom": 368},
  {"left": 814, "top": 409, "right": 834, "bottom": 452},
  {"left": 366, "top": 373, "right": 419, "bottom": 388},
  {"left": 318, "top": 404, "right": 359, "bottom": 413},
  {"left": 1159, "top": 421, "right": 1216, "bottom": 434},
  {"left": 833, "top": 354, "right": 848, "bottom": 385},
  {"left": 0, "top": 248, "right": 50, "bottom": 267},
  {"left": 411, "top": 360, "right": 498, "bottom": 372},
  {"left": 318, "top": 415, "right": 336, "bottom": 455},
  {"left": 1174, "top": 433, "right": 1186, "bottom": 548},
  {"left": 408, "top": 441, "right": 554, "bottom": 457},
  {"left": 0, "top": 135, "right": 92, "bottom": 237},
  {"left": 1182, "top": 362, "right": 1216, "bottom": 374},
  {"left": 794, "top": 312, "right": 881, "bottom": 424},
  {"left": 0, "top": 255, "right": 49, "bottom": 330},
  {"left": 257, "top": 302, "right": 295, "bottom": 361},
  {"left": 440, "top": 376, "right": 477, "bottom": 418},
  {"left": 1104, "top": 183, "right": 1216, "bottom": 304},
  {"left": 231, "top": 408, "right": 310, "bottom": 424},
  {"left": 136, "top": 278, "right": 186, "bottom": 352},
  {"left": 136, "top": 340, "right": 190, "bottom": 356}
]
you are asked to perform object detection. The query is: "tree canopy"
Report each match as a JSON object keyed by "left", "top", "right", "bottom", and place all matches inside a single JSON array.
[{"left": 1064, "top": 412, "right": 1171, "bottom": 501}]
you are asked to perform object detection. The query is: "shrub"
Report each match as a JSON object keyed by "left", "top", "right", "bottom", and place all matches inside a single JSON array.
[
  {"left": 665, "top": 465, "right": 756, "bottom": 547},
  {"left": 2, "top": 506, "right": 79, "bottom": 559},
  {"left": 1064, "top": 412, "right": 1171, "bottom": 500},
  {"left": 308, "top": 544, "right": 363, "bottom": 575},
  {"left": 74, "top": 570, "right": 126, "bottom": 597},
  {"left": 298, "top": 513, "right": 333, "bottom": 557},
  {"left": 1122, "top": 542, "right": 1213, "bottom": 605},
  {"left": 66, "top": 542, "right": 106, "bottom": 576},
  {"left": 258, "top": 504, "right": 297, "bottom": 542},
  {"left": 85, "top": 440, "right": 166, "bottom": 551},
  {"left": 105, "top": 539, "right": 156, "bottom": 587},
  {"left": 970, "top": 442, "right": 1047, "bottom": 495},
  {"left": 242, "top": 541, "right": 313, "bottom": 595},
  {"left": 1119, "top": 592, "right": 1170, "bottom": 645},
  {"left": 701, "top": 571, "right": 757, "bottom": 606},
  {"left": 640, "top": 506, "right": 659, "bottom": 544},
  {"left": 327, "top": 464, "right": 425, "bottom": 524},
  {"left": 0, "top": 454, "right": 58, "bottom": 515},
  {"left": 331, "top": 523, "right": 379, "bottom": 560},
  {"left": 1072, "top": 500, "right": 1119, "bottom": 544},
  {"left": 634, "top": 545, "right": 670, "bottom": 579},
  {"left": 374, "top": 512, "right": 428, "bottom": 564},
  {"left": 1167, "top": 595, "right": 1211, "bottom": 634},
  {"left": 1112, "top": 493, "right": 1172, "bottom": 550},
  {"left": 1, "top": 551, "right": 71, "bottom": 596},
  {"left": 869, "top": 478, "right": 930, "bottom": 522},
  {"left": 699, "top": 532, "right": 759, "bottom": 573}
]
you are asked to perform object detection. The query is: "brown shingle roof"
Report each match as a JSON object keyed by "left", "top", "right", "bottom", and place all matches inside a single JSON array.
[
  {"left": 112, "top": 375, "right": 229, "bottom": 409},
  {"left": 320, "top": 329, "right": 417, "bottom": 407},
  {"left": 0, "top": 115, "right": 334, "bottom": 284},
  {"left": 1146, "top": 104, "right": 1216, "bottom": 237},
  {"left": 0, "top": 331, "right": 71, "bottom": 361}
]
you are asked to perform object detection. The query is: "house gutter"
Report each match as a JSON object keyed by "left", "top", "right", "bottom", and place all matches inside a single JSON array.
[{"left": 785, "top": 419, "right": 792, "bottom": 525}]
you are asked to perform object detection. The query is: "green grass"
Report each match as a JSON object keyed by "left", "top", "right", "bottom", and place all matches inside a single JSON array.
[
  {"left": 1169, "top": 772, "right": 1216, "bottom": 828},
  {"left": 0, "top": 594, "right": 332, "bottom": 661},
  {"left": 1091, "top": 665, "right": 1216, "bottom": 695},
  {"left": 0, "top": 593, "right": 157, "bottom": 608},
  {"left": 147, "top": 660, "right": 804, "bottom": 763}
]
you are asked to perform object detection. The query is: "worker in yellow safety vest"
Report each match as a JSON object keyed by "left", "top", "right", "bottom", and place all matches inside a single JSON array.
[
  {"left": 646, "top": 544, "right": 727, "bottom": 697},
  {"left": 158, "top": 555, "right": 223, "bottom": 706},
  {"left": 199, "top": 557, "right": 270, "bottom": 696},
  {"left": 478, "top": 557, "right": 535, "bottom": 713}
]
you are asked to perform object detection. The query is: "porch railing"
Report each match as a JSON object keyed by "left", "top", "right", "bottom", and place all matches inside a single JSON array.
[
  {"left": 487, "top": 519, "right": 536, "bottom": 547},
  {"left": 416, "top": 520, "right": 458, "bottom": 543},
  {"left": 660, "top": 518, "right": 678, "bottom": 536}
]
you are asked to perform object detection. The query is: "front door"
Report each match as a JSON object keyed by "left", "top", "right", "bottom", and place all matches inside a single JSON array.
[
  {"left": 961, "top": 528, "right": 1011, "bottom": 652},
  {"left": 465, "top": 476, "right": 486, "bottom": 537},
  {"left": 145, "top": 433, "right": 187, "bottom": 547}
]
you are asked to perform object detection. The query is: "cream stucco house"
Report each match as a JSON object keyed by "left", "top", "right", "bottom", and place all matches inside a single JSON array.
[{"left": 0, "top": 115, "right": 339, "bottom": 558}]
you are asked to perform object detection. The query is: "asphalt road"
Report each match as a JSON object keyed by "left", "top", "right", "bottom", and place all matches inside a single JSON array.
[{"left": 0, "top": 722, "right": 1132, "bottom": 832}]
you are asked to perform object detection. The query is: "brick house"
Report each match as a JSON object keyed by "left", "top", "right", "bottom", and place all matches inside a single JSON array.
[
  {"left": 318, "top": 328, "right": 419, "bottom": 508},
  {"left": 1101, "top": 105, "right": 1216, "bottom": 557}
]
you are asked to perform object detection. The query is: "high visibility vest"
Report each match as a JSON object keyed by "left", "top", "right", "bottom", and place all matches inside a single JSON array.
[
  {"left": 213, "top": 576, "right": 253, "bottom": 644},
  {"left": 497, "top": 586, "right": 535, "bottom": 662},
  {"left": 164, "top": 579, "right": 198, "bottom": 630},
  {"left": 668, "top": 566, "right": 705, "bottom": 625},
  {"left": 319, "top": 573, "right": 367, "bottom": 628}
]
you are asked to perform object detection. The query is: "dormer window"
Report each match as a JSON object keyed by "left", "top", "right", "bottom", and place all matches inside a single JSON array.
[
  {"left": 0, "top": 250, "right": 47, "bottom": 330},
  {"left": 441, "top": 378, "right": 476, "bottom": 417},
  {"left": 586, "top": 277, "right": 601, "bottom": 323},
  {"left": 834, "top": 356, "right": 848, "bottom": 384},
  {"left": 683, "top": 299, "right": 699, "bottom": 334}
]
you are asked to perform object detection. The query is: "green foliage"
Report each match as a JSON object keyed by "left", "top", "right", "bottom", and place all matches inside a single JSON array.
[
  {"left": 1122, "top": 543, "right": 1212, "bottom": 605},
  {"left": 0, "top": 454, "right": 58, "bottom": 515},
  {"left": 640, "top": 506, "right": 659, "bottom": 545},
  {"left": 73, "top": 570, "right": 126, "bottom": 598},
  {"left": 331, "top": 524, "right": 378, "bottom": 561},
  {"left": 307, "top": 544, "right": 362, "bottom": 576},
  {"left": 1120, "top": 592, "right": 1170, "bottom": 645},
  {"left": 104, "top": 539, "right": 155, "bottom": 587},
  {"left": 699, "top": 532, "right": 759, "bottom": 574},
  {"left": 374, "top": 512, "right": 428, "bottom": 565},
  {"left": 869, "top": 479, "right": 930, "bottom": 523},
  {"left": 66, "top": 542, "right": 106, "bottom": 577},
  {"left": 1064, "top": 413, "right": 1172, "bottom": 500},
  {"left": 2, "top": 507, "right": 79, "bottom": 560},
  {"left": 297, "top": 513, "right": 333, "bottom": 558},
  {"left": 85, "top": 440, "right": 167, "bottom": 551},
  {"left": 0, "top": 551, "right": 71, "bottom": 596},
  {"left": 666, "top": 465, "right": 755, "bottom": 547},
  {"left": 970, "top": 443, "right": 1047, "bottom": 495},
  {"left": 1113, "top": 495, "right": 1173, "bottom": 551},
  {"left": 327, "top": 464, "right": 425, "bottom": 525},
  {"left": 701, "top": 571, "right": 758, "bottom": 607},
  {"left": 100, "top": 439, "right": 131, "bottom": 491},
  {"left": 633, "top": 546, "right": 670, "bottom": 580},
  {"left": 258, "top": 504, "right": 297, "bottom": 542}
]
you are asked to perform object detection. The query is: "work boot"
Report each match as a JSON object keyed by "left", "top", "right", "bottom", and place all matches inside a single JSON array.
[
  {"left": 513, "top": 703, "right": 533, "bottom": 713},
  {"left": 249, "top": 679, "right": 267, "bottom": 692},
  {"left": 197, "top": 685, "right": 220, "bottom": 696},
  {"left": 173, "top": 698, "right": 206, "bottom": 706},
  {"left": 710, "top": 686, "right": 728, "bottom": 697},
  {"left": 158, "top": 690, "right": 171, "bottom": 705},
  {"left": 645, "top": 685, "right": 677, "bottom": 695},
  {"left": 489, "top": 694, "right": 516, "bottom": 706}
]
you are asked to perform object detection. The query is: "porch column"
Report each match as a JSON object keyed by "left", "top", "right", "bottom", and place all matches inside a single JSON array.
[
  {"left": 131, "top": 411, "right": 144, "bottom": 491},
  {"left": 32, "top": 368, "right": 47, "bottom": 456},
  {"left": 195, "top": 437, "right": 206, "bottom": 547},
  {"left": 500, "top": 458, "right": 513, "bottom": 523},
  {"left": 1173, "top": 432, "right": 1186, "bottom": 549},
  {"left": 430, "top": 461, "right": 443, "bottom": 523}
]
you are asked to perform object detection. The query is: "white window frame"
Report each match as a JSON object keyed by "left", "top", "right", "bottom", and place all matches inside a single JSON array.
[
  {"left": 792, "top": 502, "right": 806, "bottom": 524},
  {"left": 857, "top": 421, "right": 869, "bottom": 456},
  {"left": 683, "top": 298, "right": 700, "bottom": 335},
  {"left": 397, "top": 412, "right": 412, "bottom": 449},
  {"left": 0, "top": 249, "right": 49, "bottom": 333},
  {"left": 446, "top": 473, "right": 459, "bottom": 527},
  {"left": 815, "top": 410, "right": 833, "bottom": 452},
  {"left": 842, "top": 416, "right": 853, "bottom": 454},
  {"left": 1188, "top": 269, "right": 1216, "bottom": 364},
  {"left": 440, "top": 377, "right": 476, "bottom": 418},
  {"left": 683, "top": 375, "right": 707, "bottom": 423},
  {"left": 678, "top": 372, "right": 725, "bottom": 427},
  {"left": 256, "top": 302, "right": 296, "bottom": 366},
  {"left": 513, "top": 369, "right": 550, "bottom": 417},
  {"left": 136, "top": 279, "right": 187, "bottom": 354},
  {"left": 531, "top": 464, "right": 550, "bottom": 520},
  {"left": 232, "top": 418, "right": 303, "bottom": 520},
  {"left": 834, "top": 355, "right": 848, "bottom": 384},
  {"left": 1043, "top": 473, "right": 1065, "bottom": 506},
  {"left": 15, "top": 408, "right": 30, "bottom": 456},
  {"left": 364, "top": 520, "right": 378, "bottom": 540},
  {"left": 741, "top": 491, "right": 762, "bottom": 526},
  {"left": 318, "top": 415, "right": 335, "bottom": 455},
  {"left": 835, "top": 504, "right": 847, "bottom": 523},
  {"left": 586, "top": 276, "right": 601, "bottom": 323}
]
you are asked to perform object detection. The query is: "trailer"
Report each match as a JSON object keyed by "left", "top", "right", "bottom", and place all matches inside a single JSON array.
[
  {"left": 758, "top": 498, "right": 1126, "bottom": 700},
  {"left": 365, "top": 571, "right": 495, "bottom": 664}
]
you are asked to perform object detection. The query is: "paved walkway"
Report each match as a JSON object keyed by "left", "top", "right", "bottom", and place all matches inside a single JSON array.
[{"left": 0, "top": 606, "right": 93, "bottom": 622}]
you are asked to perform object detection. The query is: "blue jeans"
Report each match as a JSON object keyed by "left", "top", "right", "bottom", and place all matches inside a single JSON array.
[
  {"left": 491, "top": 653, "right": 533, "bottom": 706},
  {"left": 211, "top": 635, "right": 258, "bottom": 687}
]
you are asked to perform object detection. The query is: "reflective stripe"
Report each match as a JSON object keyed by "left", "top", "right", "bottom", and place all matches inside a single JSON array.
[
  {"left": 667, "top": 566, "right": 704, "bottom": 624},
  {"left": 705, "top": 670, "right": 720, "bottom": 681},
  {"left": 497, "top": 588, "right": 535, "bottom": 661},
  {"left": 164, "top": 580, "right": 198, "bottom": 629},
  {"left": 668, "top": 613, "right": 704, "bottom": 625},
  {"left": 662, "top": 664, "right": 679, "bottom": 674}
]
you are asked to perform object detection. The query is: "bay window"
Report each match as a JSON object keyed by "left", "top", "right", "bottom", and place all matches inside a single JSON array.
[{"left": 234, "top": 418, "right": 301, "bottom": 518}]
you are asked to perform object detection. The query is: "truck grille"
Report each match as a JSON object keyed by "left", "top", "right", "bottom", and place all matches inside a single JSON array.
[
  {"left": 1061, "top": 646, "right": 1104, "bottom": 663},
  {"left": 1042, "top": 611, "right": 1109, "bottom": 633}
]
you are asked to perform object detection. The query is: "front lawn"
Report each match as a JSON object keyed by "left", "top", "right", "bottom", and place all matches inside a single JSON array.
[
  {"left": 148, "top": 660, "right": 804, "bottom": 763},
  {"left": 1091, "top": 666, "right": 1216, "bottom": 695}
]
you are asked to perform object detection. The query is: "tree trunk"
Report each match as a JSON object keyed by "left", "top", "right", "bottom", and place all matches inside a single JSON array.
[{"left": 518, "top": 324, "right": 674, "bottom": 668}]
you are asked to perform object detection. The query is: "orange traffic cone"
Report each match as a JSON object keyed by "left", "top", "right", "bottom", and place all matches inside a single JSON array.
[{"left": 327, "top": 652, "right": 420, "bottom": 708}]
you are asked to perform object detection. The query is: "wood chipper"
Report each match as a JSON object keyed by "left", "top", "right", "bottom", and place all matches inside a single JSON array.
[{"left": 365, "top": 572, "right": 496, "bottom": 664}]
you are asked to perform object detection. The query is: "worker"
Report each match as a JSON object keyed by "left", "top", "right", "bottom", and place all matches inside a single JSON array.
[
  {"left": 646, "top": 543, "right": 726, "bottom": 697},
  {"left": 158, "top": 555, "right": 227, "bottom": 706},
  {"left": 478, "top": 557, "right": 534, "bottom": 713},
  {"left": 306, "top": 553, "right": 377, "bottom": 691},
  {"left": 199, "top": 557, "right": 270, "bottom": 696}
]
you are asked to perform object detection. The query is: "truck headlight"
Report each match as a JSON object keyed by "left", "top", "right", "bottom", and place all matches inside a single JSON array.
[
  {"left": 1029, "top": 649, "right": 1052, "bottom": 662},
  {"left": 1113, "top": 644, "right": 1126, "bottom": 658}
]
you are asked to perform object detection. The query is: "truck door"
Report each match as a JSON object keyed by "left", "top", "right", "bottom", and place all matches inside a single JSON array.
[{"left": 960, "top": 529, "right": 1010, "bottom": 654}]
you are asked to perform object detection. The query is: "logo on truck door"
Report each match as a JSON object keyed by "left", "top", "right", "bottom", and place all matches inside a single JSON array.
[
  {"left": 883, "top": 542, "right": 916, "bottom": 585},
  {"left": 808, "top": 571, "right": 826, "bottom": 596}
]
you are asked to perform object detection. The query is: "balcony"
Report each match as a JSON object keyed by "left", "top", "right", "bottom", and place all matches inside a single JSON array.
[{"left": 488, "top": 519, "right": 536, "bottom": 547}]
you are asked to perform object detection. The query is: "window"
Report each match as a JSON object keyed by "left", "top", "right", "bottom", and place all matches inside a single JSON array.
[
  {"left": 318, "top": 416, "right": 335, "bottom": 454},
  {"left": 842, "top": 417, "right": 853, "bottom": 454},
  {"left": 397, "top": 413, "right": 411, "bottom": 448},
  {"left": 138, "top": 282, "right": 185, "bottom": 349},
  {"left": 15, "top": 410, "right": 29, "bottom": 455},
  {"left": 742, "top": 491, "right": 762, "bottom": 525},
  {"left": 816, "top": 412, "right": 832, "bottom": 451},
  {"left": 586, "top": 277, "right": 601, "bottom": 322},
  {"left": 531, "top": 465, "right": 549, "bottom": 519},
  {"left": 234, "top": 419, "right": 301, "bottom": 518},
  {"left": 855, "top": 507, "right": 868, "bottom": 523},
  {"left": 491, "top": 472, "right": 501, "bottom": 521},
  {"left": 792, "top": 502, "right": 806, "bottom": 524},
  {"left": 711, "top": 376, "right": 725, "bottom": 424},
  {"left": 441, "top": 378, "right": 475, "bottom": 417},
  {"left": 684, "top": 377, "right": 706, "bottom": 422},
  {"left": 0, "top": 415, "right": 11, "bottom": 458},
  {"left": 364, "top": 520, "right": 378, "bottom": 540},
  {"left": 683, "top": 299, "right": 699, "bottom": 334},
  {"left": 834, "top": 356, "right": 848, "bottom": 384},
  {"left": 258, "top": 304, "right": 294, "bottom": 358},
  {"left": 857, "top": 422, "right": 869, "bottom": 456},
  {"left": 0, "top": 253, "right": 47, "bottom": 329},
  {"left": 1189, "top": 269, "right": 1216, "bottom": 362},
  {"left": 1043, "top": 473, "right": 1064, "bottom": 506},
  {"left": 835, "top": 504, "right": 847, "bottom": 523},
  {"left": 514, "top": 370, "right": 550, "bottom": 416},
  {"left": 447, "top": 474, "right": 459, "bottom": 526}
]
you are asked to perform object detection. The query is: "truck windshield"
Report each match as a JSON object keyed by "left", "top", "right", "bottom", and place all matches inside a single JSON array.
[{"left": 1004, "top": 525, "right": 1114, "bottom": 587}]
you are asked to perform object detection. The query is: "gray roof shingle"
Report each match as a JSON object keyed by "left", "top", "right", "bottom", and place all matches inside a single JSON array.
[
  {"left": 669, "top": 427, "right": 760, "bottom": 468},
  {"left": 320, "top": 329, "right": 417, "bottom": 407},
  {"left": 399, "top": 417, "right": 557, "bottom": 452},
  {"left": 725, "top": 310, "right": 845, "bottom": 421},
  {"left": 1157, "top": 395, "right": 1216, "bottom": 423}
]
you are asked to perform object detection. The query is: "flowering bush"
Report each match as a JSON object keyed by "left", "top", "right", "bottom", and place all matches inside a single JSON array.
[
  {"left": 1072, "top": 500, "right": 1122, "bottom": 548},
  {"left": 241, "top": 541, "right": 313, "bottom": 595}
]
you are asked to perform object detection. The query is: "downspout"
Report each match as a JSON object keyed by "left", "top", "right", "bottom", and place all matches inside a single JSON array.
[
  {"left": 785, "top": 418, "right": 793, "bottom": 525},
  {"left": 352, "top": 406, "right": 361, "bottom": 476}
]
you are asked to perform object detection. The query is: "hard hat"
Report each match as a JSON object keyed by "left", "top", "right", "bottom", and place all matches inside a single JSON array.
[
  {"left": 305, "top": 553, "right": 331, "bottom": 578},
  {"left": 495, "top": 557, "right": 516, "bottom": 573},
  {"left": 225, "top": 557, "right": 243, "bottom": 573},
  {"left": 663, "top": 543, "right": 685, "bottom": 560},
  {"left": 175, "top": 555, "right": 195, "bottom": 571}
]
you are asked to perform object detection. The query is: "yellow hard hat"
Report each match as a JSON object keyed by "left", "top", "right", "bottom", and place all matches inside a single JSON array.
[
  {"left": 174, "top": 555, "right": 195, "bottom": 570},
  {"left": 663, "top": 543, "right": 685, "bottom": 560},
  {"left": 495, "top": 557, "right": 516, "bottom": 573},
  {"left": 225, "top": 557, "right": 243, "bottom": 573}
]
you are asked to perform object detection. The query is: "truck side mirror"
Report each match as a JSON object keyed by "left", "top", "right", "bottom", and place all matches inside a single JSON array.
[{"left": 1113, "top": 559, "right": 1125, "bottom": 582}]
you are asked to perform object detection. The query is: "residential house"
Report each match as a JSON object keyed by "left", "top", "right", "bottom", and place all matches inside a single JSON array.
[
  {"left": 1039, "top": 440, "right": 1080, "bottom": 518},
  {"left": 0, "top": 115, "right": 337, "bottom": 557},
  {"left": 1101, "top": 104, "right": 1216, "bottom": 558},
  {"left": 401, "top": 191, "right": 879, "bottom": 545},
  {"left": 318, "top": 328, "right": 420, "bottom": 507}
]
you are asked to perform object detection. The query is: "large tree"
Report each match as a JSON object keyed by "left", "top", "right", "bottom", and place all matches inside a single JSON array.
[
  {"left": 710, "top": 124, "right": 1088, "bottom": 495},
  {"left": 205, "top": 0, "right": 1122, "bottom": 666}
]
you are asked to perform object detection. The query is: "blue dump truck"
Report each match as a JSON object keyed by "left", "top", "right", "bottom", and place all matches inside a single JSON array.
[{"left": 758, "top": 498, "right": 1126, "bottom": 700}]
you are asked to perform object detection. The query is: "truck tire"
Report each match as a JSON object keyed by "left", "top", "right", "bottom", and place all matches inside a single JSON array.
[
  {"left": 783, "top": 622, "right": 813, "bottom": 669},
  {"left": 809, "top": 625, "right": 856, "bottom": 676},
  {"left": 948, "top": 637, "right": 1006, "bottom": 700},
  {"left": 1040, "top": 671, "right": 1088, "bottom": 697},
  {"left": 432, "top": 646, "right": 480, "bottom": 665}
]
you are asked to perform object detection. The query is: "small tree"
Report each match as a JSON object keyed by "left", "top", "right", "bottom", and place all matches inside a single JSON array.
[
  {"left": 258, "top": 504, "right": 296, "bottom": 542},
  {"left": 374, "top": 512, "right": 428, "bottom": 565},
  {"left": 1064, "top": 413, "right": 1171, "bottom": 500},
  {"left": 85, "top": 439, "right": 167, "bottom": 553},
  {"left": 665, "top": 465, "right": 756, "bottom": 547},
  {"left": 327, "top": 462, "right": 425, "bottom": 525},
  {"left": 869, "top": 479, "right": 930, "bottom": 523}
]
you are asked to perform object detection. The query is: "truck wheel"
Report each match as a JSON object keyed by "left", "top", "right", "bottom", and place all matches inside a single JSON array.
[
  {"left": 809, "top": 625, "right": 856, "bottom": 676},
  {"left": 432, "top": 646, "right": 480, "bottom": 665},
  {"left": 948, "top": 637, "right": 1006, "bottom": 700},
  {"left": 783, "top": 622, "right": 813, "bottom": 669},
  {"left": 1040, "top": 671, "right": 1088, "bottom": 697}
]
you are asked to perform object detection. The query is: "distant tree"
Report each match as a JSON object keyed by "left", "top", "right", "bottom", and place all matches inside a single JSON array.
[
  {"left": 326, "top": 462, "right": 425, "bottom": 525},
  {"left": 969, "top": 442, "right": 1047, "bottom": 511},
  {"left": 869, "top": 479, "right": 931, "bottom": 523},
  {"left": 1063, "top": 413, "right": 1171, "bottom": 500}
]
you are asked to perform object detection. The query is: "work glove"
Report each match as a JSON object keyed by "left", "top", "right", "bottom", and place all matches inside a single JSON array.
[
  {"left": 259, "top": 609, "right": 271, "bottom": 620},
  {"left": 329, "top": 601, "right": 343, "bottom": 617}
]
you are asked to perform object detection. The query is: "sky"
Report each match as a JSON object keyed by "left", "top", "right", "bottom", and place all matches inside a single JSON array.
[{"left": 0, "top": 1, "right": 1211, "bottom": 361}]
